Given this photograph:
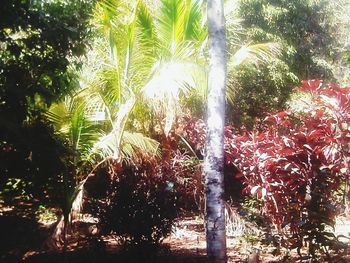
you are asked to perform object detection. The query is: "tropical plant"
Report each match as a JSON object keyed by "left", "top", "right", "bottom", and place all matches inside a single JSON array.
[
  {"left": 90, "top": 0, "right": 281, "bottom": 132},
  {"left": 225, "top": 80, "right": 350, "bottom": 259},
  {"left": 58, "top": 0, "right": 281, "bottom": 157},
  {"left": 49, "top": 0, "right": 206, "bottom": 233},
  {"left": 169, "top": 80, "right": 350, "bottom": 259},
  {"left": 47, "top": 0, "right": 281, "bottom": 251},
  {"left": 47, "top": 96, "right": 100, "bottom": 165}
]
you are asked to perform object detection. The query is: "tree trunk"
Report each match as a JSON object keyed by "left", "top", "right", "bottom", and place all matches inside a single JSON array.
[{"left": 204, "top": 0, "right": 227, "bottom": 263}]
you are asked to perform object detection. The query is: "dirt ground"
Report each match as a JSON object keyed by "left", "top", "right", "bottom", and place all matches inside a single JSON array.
[{"left": 1, "top": 199, "right": 350, "bottom": 263}]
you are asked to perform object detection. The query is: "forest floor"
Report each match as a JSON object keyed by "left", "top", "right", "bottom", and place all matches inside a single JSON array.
[{"left": 1, "top": 198, "right": 350, "bottom": 263}]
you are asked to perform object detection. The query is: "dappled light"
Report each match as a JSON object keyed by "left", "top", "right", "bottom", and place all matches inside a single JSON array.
[{"left": 1, "top": 0, "right": 350, "bottom": 262}]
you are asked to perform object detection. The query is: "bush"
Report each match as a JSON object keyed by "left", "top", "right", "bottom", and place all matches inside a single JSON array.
[
  {"left": 225, "top": 80, "right": 350, "bottom": 258},
  {"left": 97, "top": 159, "right": 178, "bottom": 252},
  {"left": 177, "top": 81, "right": 350, "bottom": 259}
]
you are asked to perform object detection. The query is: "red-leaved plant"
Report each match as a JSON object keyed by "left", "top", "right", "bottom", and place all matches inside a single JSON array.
[
  {"left": 225, "top": 80, "right": 350, "bottom": 258},
  {"left": 179, "top": 80, "right": 350, "bottom": 258}
]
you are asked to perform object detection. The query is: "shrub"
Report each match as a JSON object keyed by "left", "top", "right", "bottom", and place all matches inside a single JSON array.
[
  {"left": 226, "top": 80, "right": 350, "bottom": 258},
  {"left": 177, "top": 81, "right": 350, "bottom": 258},
  {"left": 97, "top": 159, "right": 178, "bottom": 252}
]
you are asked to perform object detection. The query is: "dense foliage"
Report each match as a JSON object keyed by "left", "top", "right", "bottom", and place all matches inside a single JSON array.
[
  {"left": 91, "top": 149, "right": 202, "bottom": 252},
  {"left": 0, "top": 0, "right": 93, "bottom": 198},
  {"left": 228, "top": 80, "right": 350, "bottom": 257},
  {"left": 1, "top": 0, "right": 350, "bottom": 261},
  {"left": 227, "top": 0, "right": 342, "bottom": 127},
  {"left": 178, "top": 80, "right": 350, "bottom": 258},
  {"left": 98, "top": 160, "right": 177, "bottom": 249}
]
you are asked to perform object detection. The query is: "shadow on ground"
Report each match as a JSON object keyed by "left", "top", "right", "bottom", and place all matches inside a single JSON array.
[
  {"left": 0, "top": 214, "right": 51, "bottom": 263},
  {"left": 0, "top": 206, "right": 209, "bottom": 263},
  {"left": 22, "top": 247, "right": 209, "bottom": 263}
]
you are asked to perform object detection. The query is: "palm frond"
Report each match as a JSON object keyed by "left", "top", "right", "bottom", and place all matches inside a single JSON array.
[
  {"left": 121, "top": 131, "right": 160, "bottom": 158},
  {"left": 69, "top": 103, "right": 87, "bottom": 151},
  {"left": 137, "top": 1, "right": 158, "bottom": 52},
  {"left": 226, "top": 43, "right": 282, "bottom": 105},
  {"left": 90, "top": 97, "right": 136, "bottom": 160},
  {"left": 142, "top": 60, "right": 206, "bottom": 134},
  {"left": 184, "top": 0, "right": 204, "bottom": 41},
  {"left": 79, "top": 67, "right": 121, "bottom": 126},
  {"left": 91, "top": 129, "right": 160, "bottom": 160},
  {"left": 46, "top": 101, "right": 69, "bottom": 131},
  {"left": 93, "top": 0, "right": 128, "bottom": 43},
  {"left": 228, "top": 42, "right": 281, "bottom": 69},
  {"left": 143, "top": 61, "right": 207, "bottom": 100},
  {"left": 156, "top": 0, "right": 187, "bottom": 56},
  {"left": 155, "top": 0, "right": 206, "bottom": 59},
  {"left": 47, "top": 96, "right": 101, "bottom": 159},
  {"left": 90, "top": 132, "right": 116, "bottom": 160},
  {"left": 111, "top": 96, "right": 136, "bottom": 155},
  {"left": 133, "top": 1, "right": 161, "bottom": 83}
]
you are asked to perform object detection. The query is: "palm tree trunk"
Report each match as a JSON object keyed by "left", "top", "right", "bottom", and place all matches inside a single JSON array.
[{"left": 204, "top": 0, "right": 227, "bottom": 263}]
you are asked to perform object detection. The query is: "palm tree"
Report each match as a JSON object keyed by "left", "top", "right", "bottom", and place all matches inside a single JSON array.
[
  {"left": 140, "top": 0, "right": 280, "bottom": 124},
  {"left": 45, "top": 91, "right": 160, "bottom": 250},
  {"left": 204, "top": 0, "right": 227, "bottom": 262},
  {"left": 50, "top": 0, "right": 279, "bottom": 157},
  {"left": 46, "top": 0, "right": 204, "bottom": 247},
  {"left": 46, "top": 0, "right": 281, "bottom": 250}
]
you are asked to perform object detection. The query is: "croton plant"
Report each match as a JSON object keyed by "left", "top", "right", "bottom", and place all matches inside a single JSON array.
[{"left": 181, "top": 80, "right": 350, "bottom": 256}]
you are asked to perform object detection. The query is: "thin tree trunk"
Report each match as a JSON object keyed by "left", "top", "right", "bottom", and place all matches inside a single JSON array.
[
  {"left": 63, "top": 218, "right": 68, "bottom": 263},
  {"left": 204, "top": 0, "right": 227, "bottom": 263}
]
